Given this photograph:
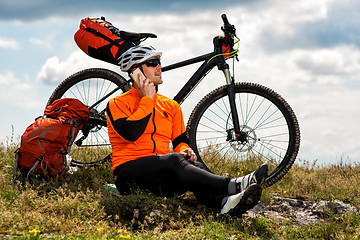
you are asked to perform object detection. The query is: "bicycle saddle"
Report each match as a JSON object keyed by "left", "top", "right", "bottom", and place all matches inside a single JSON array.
[{"left": 120, "top": 30, "right": 157, "bottom": 41}]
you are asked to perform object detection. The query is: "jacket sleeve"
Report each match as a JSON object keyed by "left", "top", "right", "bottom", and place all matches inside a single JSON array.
[
  {"left": 106, "top": 95, "right": 154, "bottom": 142},
  {"left": 171, "top": 103, "right": 190, "bottom": 153}
]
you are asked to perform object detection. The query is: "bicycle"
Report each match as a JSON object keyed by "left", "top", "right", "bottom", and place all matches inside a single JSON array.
[{"left": 47, "top": 14, "right": 300, "bottom": 187}]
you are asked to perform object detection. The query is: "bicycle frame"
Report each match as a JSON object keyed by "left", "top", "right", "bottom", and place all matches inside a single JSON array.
[
  {"left": 161, "top": 52, "right": 215, "bottom": 104},
  {"left": 163, "top": 49, "right": 242, "bottom": 136},
  {"left": 88, "top": 47, "right": 243, "bottom": 136}
]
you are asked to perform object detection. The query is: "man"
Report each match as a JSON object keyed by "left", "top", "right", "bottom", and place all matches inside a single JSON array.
[{"left": 106, "top": 45, "right": 268, "bottom": 215}]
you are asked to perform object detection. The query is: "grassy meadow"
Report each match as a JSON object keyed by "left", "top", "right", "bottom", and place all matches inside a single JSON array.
[{"left": 1, "top": 138, "right": 360, "bottom": 239}]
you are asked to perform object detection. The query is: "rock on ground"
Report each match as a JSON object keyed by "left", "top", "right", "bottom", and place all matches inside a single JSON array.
[{"left": 244, "top": 197, "right": 357, "bottom": 227}]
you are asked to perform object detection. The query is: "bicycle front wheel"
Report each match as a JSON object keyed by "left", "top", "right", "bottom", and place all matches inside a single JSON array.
[
  {"left": 187, "top": 82, "right": 300, "bottom": 187},
  {"left": 47, "top": 68, "right": 131, "bottom": 166}
]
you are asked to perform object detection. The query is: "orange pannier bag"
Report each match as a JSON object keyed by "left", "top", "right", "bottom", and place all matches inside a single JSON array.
[
  {"left": 12, "top": 98, "right": 89, "bottom": 181},
  {"left": 74, "top": 17, "right": 137, "bottom": 65}
]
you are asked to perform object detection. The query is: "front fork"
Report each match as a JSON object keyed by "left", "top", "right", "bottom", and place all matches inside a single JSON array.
[
  {"left": 213, "top": 36, "right": 244, "bottom": 143},
  {"left": 222, "top": 64, "right": 244, "bottom": 142}
]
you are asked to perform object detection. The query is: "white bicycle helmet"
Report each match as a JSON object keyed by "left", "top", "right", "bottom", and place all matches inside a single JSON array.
[{"left": 118, "top": 45, "right": 162, "bottom": 72}]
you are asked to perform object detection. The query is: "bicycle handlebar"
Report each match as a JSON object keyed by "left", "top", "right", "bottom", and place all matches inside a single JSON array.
[
  {"left": 220, "top": 14, "right": 237, "bottom": 50},
  {"left": 221, "top": 14, "right": 236, "bottom": 37},
  {"left": 221, "top": 14, "right": 231, "bottom": 28}
]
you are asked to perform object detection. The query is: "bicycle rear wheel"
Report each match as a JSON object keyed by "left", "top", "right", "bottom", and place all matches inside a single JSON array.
[
  {"left": 187, "top": 82, "right": 300, "bottom": 187},
  {"left": 47, "top": 68, "right": 131, "bottom": 167}
]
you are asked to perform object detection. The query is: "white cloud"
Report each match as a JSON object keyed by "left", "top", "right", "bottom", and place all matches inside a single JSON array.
[
  {"left": 0, "top": 72, "right": 17, "bottom": 85},
  {"left": 0, "top": 37, "right": 19, "bottom": 49},
  {"left": 29, "top": 37, "right": 52, "bottom": 49},
  {"left": 110, "top": 11, "right": 221, "bottom": 57},
  {"left": 293, "top": 90, "right": 360, "bottom": 164},
  {"left": 293, "top": 46, "right": 360, "bottom": 76},
  {"left": 0, "top": 72, "right": 43, "bottom": 110},
  {"left": 37, "top": 50, "right": 119, "bottom": 85},
  {"left": 232, "top": 0, "right": 346, "bottom": 52}
]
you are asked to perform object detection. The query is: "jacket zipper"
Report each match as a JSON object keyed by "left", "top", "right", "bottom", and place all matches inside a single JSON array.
[{"left": 151, "top": 108, "right": 156, "bottom": 153}]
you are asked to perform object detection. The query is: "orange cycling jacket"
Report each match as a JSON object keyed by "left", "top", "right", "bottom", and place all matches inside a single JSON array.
[{"left": 106, "top": 87, "right": 190, "bottom": 171}]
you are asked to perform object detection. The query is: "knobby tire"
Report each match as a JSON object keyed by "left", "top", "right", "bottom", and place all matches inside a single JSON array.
[{"left": 187, "top": 82, "right": 300, "bottom": 187}]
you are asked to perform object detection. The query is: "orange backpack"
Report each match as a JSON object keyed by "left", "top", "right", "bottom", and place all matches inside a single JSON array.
[
  {"left": 12, "top": 98, "right": 89, "bottom": 181},
  {"left": 74, "top": 17, "right": 137, "bottom": 65}
]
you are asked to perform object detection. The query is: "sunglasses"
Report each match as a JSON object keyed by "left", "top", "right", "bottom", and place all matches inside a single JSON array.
[{"left": 144, "top": 58, "right": 161, "bottom": 67}]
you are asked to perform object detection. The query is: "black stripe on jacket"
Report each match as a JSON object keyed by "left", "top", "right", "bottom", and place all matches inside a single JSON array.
[
  {"left": 106, "top": 102, "right": 152, "bottom": 142},
  {"left": 172, "top": 132, "right": 190, "bottom": 150}
]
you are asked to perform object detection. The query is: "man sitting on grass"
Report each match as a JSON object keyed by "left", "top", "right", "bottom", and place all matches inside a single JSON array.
[{"left": 106, "top": 45, "right": 268, "bottom": 215}]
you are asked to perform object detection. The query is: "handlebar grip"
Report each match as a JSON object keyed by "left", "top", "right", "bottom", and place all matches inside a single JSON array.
[{"left": 221, "top": 14, "right": 230, "bottom": 26}]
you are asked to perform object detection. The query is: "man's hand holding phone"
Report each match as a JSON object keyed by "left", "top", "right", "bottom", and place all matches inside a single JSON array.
[
  {"left": 130, "top": 68, "right": 156, "bottom": 99},
  {"left": 130, "top": 68, "right": 145, "bottom": 87}
]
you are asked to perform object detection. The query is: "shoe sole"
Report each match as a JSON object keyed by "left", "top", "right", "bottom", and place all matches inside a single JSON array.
[
  {"left": 229, "top": 183, "right": 262, "bottom": 216},
  {"left": 254, "top": 164, "right": 268, "bottom": 185}
]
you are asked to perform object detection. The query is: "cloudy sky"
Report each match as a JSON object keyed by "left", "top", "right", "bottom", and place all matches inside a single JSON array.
[{"left": 0, "top": 0, "right": 359, "bottom": 165}]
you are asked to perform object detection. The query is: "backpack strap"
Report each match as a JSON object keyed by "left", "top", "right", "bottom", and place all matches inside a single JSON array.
[
  {"left": 62, "top": 119, "right": 83, "bottom": 152},
  {"left": 11, "top": 148, "right": 20, "bottom": 183},
  {"left": 61, "top": 148, "right": 70, "bottom": 172},
  {"left": 26, "top": 155, "right": 44, "bottom": 181}
]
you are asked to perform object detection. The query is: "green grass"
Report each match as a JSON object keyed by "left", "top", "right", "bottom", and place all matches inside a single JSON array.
[{"left": 1, "top": 139, "right": 360, "bottom": 239}]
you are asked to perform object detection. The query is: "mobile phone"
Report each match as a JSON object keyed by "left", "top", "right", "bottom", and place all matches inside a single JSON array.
[{"left": 130, "top": 68, "right": 146, "bottom": 86}]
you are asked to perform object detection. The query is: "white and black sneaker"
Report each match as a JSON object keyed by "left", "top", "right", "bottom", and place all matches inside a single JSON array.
[
  {"left": 220, "top": 183, "right": 262, "bottom": 215},
  {"left": 235, "top": 164, "right": 268, "bottom": 193}
]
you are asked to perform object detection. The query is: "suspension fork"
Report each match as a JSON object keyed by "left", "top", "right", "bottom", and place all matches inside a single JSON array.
[
  {"left": 223, "top": 64, "right": 242, "bottom": 137},
  {"left": 212, "top": 36, "right": 242, "bottom": 138}
]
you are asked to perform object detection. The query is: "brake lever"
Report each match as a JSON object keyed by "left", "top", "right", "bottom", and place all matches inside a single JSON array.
[{"left": 221, "top": 14, "right": 237, "bottom": 47}]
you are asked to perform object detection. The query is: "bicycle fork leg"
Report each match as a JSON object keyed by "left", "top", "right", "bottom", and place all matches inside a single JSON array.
[{"left": 223, "top": 67, "right": 241, "bottom": 136}]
